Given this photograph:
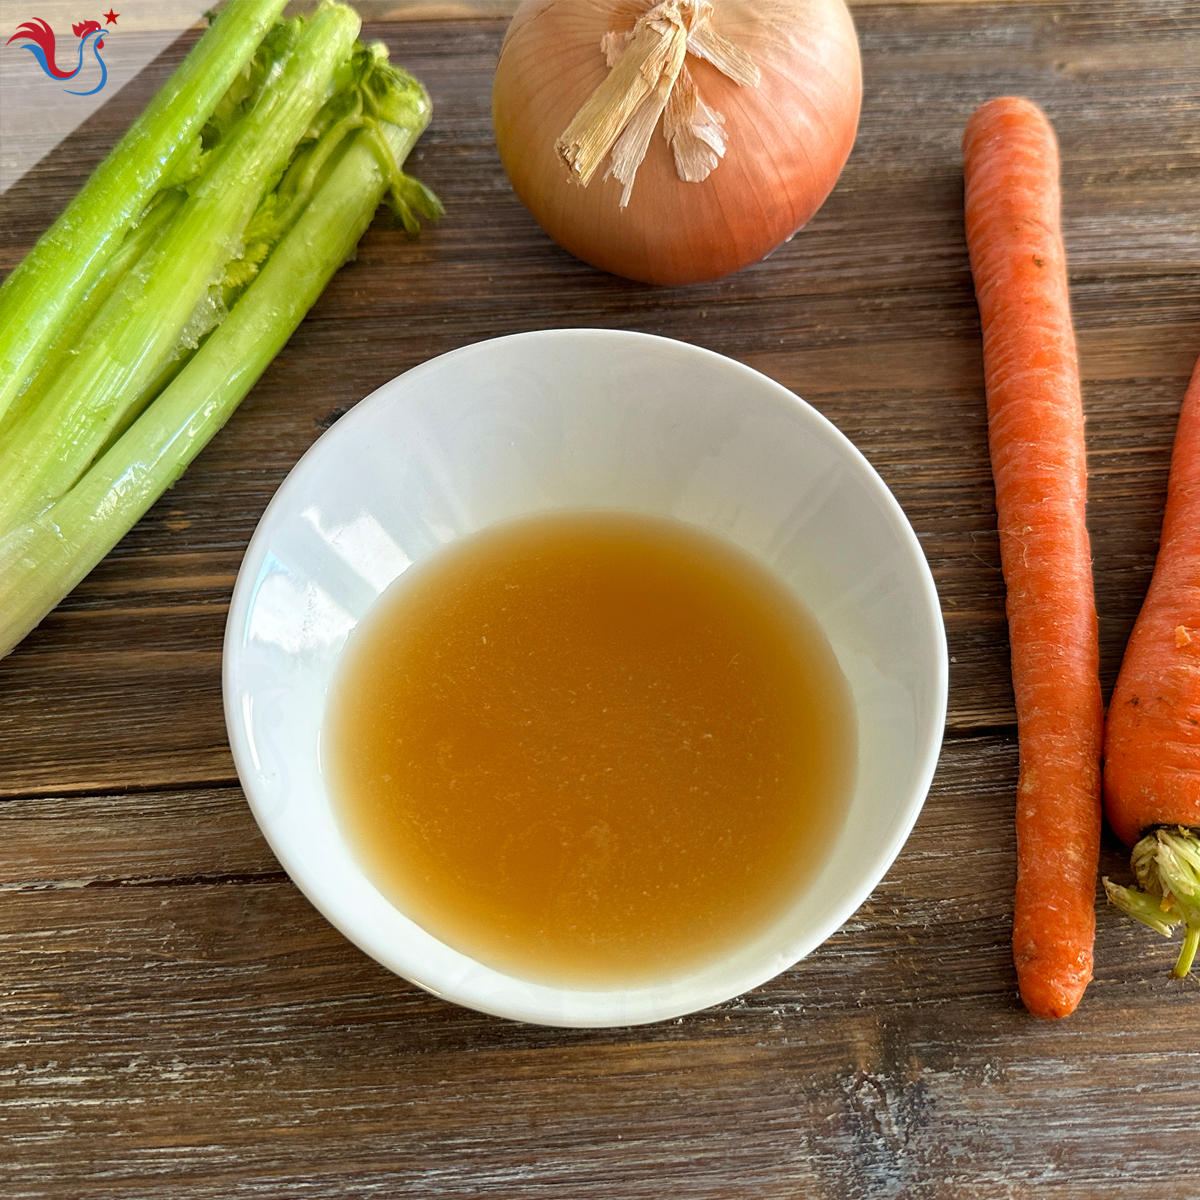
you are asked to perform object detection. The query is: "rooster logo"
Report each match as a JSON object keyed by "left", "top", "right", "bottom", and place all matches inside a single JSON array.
[{"left": 7, "top": 16, "right": 113, "bottom": 96}]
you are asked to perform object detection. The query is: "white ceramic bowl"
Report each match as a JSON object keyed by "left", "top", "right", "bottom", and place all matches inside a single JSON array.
[{"left": 223, "top": 328, "right": 947, "bottom": 1027}]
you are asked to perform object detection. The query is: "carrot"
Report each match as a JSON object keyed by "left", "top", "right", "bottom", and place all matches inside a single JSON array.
[
  {"left": 1102, "top": 357, "right": 1200, "bottom": 978},
  {"left": 962, "top": 97, "right": 1103, "bottom": 1019}
]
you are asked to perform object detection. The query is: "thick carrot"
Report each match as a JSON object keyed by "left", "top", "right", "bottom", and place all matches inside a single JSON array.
[
  {"left": 1104, "top": 359, "right": 1200, "bottom": 846},
  {"left": 1101, "top": 358, "right": 1200, "bottom": 978},
  {"left": 962, "top": 97, "right": 1103, "bottom": 1019}
]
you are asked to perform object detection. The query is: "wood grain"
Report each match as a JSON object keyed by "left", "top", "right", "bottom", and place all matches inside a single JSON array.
[
  {"left": 2, "top": 738, "right": 1197, "bottom": 1199},
  {"left": 3, "top": 2, "right": 1200, "bottom": 1196}
]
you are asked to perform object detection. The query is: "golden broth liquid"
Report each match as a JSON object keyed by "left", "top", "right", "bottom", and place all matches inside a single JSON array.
[{"left": 323, "top": 510, "right": 856, "bottom": 988}]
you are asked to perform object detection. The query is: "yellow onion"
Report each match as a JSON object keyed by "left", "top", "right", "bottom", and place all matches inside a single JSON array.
[{"left": 492, "top": 0, "right": 862, "bottom": 286}]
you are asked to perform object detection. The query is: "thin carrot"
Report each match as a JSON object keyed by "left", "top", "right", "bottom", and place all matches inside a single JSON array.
[
  {"left": 962, "top": 97, "right": 1103, "bottom": 1019},
  {"left": 1102, "top": 357, "right": 1200, "bottom": 978}
]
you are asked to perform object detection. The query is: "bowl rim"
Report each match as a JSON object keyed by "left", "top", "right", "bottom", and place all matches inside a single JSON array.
[{"left": 223, "top": 327, "right": 948, "bottom": 1027}]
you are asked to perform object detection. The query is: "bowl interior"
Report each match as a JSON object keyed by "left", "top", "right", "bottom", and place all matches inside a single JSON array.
[{"left": 223, "top": 329, "right": 947, "bottom": 1027}]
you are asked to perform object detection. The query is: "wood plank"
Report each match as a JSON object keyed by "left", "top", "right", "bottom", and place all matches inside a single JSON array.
[
  {"left": 1, "top": 736, "right": 1196, "bottom": 1197},
  {"left": 0, "top": 787, "right": 280, "bottom": 888}
]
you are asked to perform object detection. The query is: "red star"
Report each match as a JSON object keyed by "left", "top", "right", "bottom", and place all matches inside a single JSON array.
[{"left": 103, "top": 9, "right": 119, "bottom": 23}]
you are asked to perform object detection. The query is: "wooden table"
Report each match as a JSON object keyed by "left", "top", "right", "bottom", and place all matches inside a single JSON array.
[{"left": 3, "top": 2, "right": 1200, "bottom": 1195}]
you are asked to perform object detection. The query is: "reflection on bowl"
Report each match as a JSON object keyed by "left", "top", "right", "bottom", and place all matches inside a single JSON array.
[{"left": 223, "top": 328, "right": 947, "bottom": 1027}]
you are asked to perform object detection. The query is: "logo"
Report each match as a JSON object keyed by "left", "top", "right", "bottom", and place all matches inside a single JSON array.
[{"left": 7, "top": 10, "right": 119, "bottom": 96}]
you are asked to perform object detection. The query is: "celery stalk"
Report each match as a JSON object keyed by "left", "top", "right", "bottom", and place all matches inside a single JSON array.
[
  {"left": 0, "top": 1, "right": 362, "bottom": 533},
  {"left": 0, "top": 189, "right": 187, "bottom": 447},
  {"left": 0, "top": 84, "right": 433, "bottom": 659},
  {"left": 0, "top": 0, "right": 287, "bottom": 427}
]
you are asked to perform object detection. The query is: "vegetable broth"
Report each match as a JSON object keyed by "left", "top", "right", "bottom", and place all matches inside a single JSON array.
[{"left": 323, "top": 510, "right": 856, "bottom": 988}]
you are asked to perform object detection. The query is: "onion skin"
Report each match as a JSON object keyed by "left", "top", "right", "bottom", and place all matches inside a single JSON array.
[{"left": 492, "top": 0, "right": 862, "bottom": 286}]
